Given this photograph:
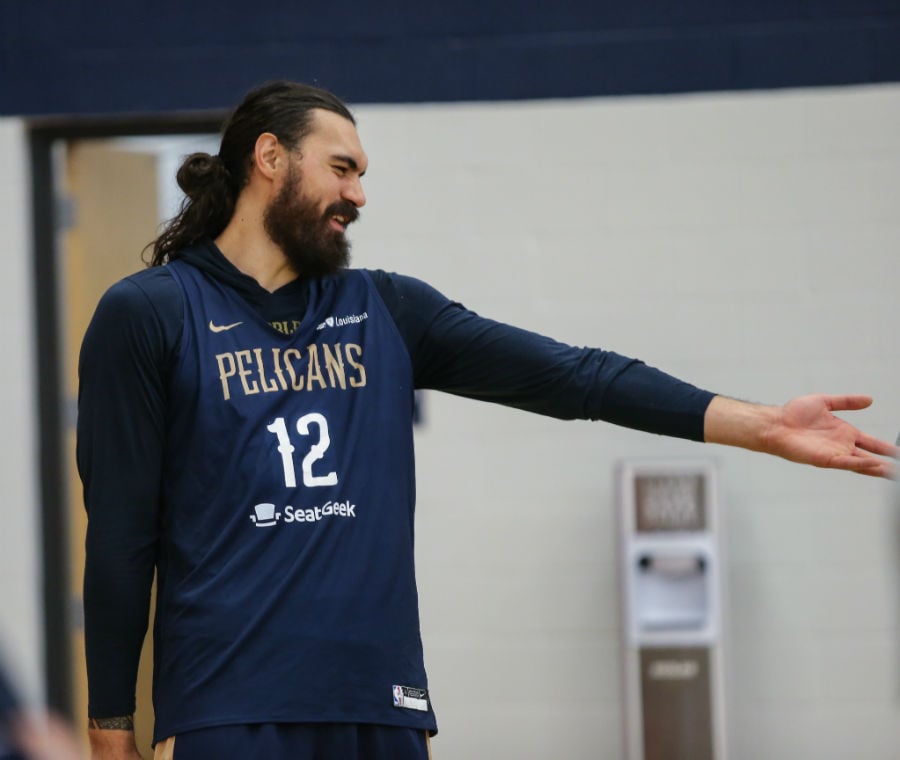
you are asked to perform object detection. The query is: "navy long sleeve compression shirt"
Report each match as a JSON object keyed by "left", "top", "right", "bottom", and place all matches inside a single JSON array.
[{"left": 77, "top": 240, "right": 714, "bottom": 717}]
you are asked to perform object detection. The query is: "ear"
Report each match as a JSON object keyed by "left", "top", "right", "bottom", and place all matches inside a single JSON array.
[{"left": 252, "top": 132, "right": 282, "bottom": 181}]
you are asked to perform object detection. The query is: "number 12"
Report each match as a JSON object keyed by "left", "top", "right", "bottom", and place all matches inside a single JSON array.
[{"left": 266, "top": 413, "right": 338, "bottom": 488}]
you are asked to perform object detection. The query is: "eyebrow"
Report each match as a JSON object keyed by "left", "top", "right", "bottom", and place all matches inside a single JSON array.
[{"left": 331, "top": 154, "right": 366, "bottom": 176}]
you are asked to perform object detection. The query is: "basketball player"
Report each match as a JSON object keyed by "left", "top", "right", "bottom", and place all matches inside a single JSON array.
[{"left": 77, "top": 81, "right": 897, "bottom": 760}]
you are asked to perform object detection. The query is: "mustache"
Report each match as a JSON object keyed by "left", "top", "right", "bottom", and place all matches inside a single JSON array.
[{"left": 323, "top": 201, "right": 360, "bottom": 226}]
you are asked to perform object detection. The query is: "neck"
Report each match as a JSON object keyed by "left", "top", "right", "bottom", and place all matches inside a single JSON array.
[{"left": 214, "top": 204, "right": 298, "bottom": 293}]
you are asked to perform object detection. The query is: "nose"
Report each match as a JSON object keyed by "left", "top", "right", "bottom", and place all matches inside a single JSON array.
[{"left": 343, "top": 177, "right": 366, "bottom": 209}]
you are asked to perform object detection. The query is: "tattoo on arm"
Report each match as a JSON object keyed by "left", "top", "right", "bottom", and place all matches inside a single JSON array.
[{"left": 88, "top": 715, "right": 134, "bottom": 730}]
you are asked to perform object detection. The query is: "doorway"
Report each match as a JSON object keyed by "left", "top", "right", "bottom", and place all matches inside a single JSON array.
[{"left": 30, "top": 120, "right": 220, "bottom": 754}]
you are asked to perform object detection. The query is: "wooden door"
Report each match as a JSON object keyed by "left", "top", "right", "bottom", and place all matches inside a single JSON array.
[{"left": 62, "top": 139, "right": 160, "bottom": 757}]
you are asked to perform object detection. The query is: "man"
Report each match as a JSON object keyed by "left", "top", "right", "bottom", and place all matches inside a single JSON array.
[{"left": 77, "top": 81, "right": 896, "bottom": 760}]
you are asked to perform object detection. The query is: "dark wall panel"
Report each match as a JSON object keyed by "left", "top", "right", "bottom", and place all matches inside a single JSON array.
[{"left": 2, "top": 2, "right": 899, "bottom": 117}]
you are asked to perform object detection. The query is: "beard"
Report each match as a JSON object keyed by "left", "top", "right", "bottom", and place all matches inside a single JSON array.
[{"left": 263, "top": 162, "right": 359, "bottom": 278}]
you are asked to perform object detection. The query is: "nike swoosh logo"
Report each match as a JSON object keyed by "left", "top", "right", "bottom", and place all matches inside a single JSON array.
[{"left": 208, "top": 320, "right": 243, "bottom": 333}]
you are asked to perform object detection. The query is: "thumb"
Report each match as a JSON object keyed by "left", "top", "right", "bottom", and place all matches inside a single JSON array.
[{"left": 824, "top": 394, "right": 873, "bottom": 412}]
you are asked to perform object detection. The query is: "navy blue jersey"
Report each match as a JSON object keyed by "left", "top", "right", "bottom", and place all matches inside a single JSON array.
[
  {"left": 154, "top": 262, "right": 432, "bottom": 739},
  {"left": 78, "top": 240, "right": 715, "bottom": 731}
]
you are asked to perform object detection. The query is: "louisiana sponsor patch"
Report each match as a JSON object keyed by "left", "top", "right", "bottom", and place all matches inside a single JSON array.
[{"left": 392, "top": 684, "right": 429, "bottom": 712}]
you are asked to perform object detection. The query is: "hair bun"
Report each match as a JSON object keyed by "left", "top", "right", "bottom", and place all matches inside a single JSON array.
[{"left": 176, "top": 153, "right": 230, "bottom": 200}]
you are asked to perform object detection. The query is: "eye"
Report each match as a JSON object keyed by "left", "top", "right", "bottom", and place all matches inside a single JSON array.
[{"left": 333, "top": 165, "right": 348, "bottom": 176}]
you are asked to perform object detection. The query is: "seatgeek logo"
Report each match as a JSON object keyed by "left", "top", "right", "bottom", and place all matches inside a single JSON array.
[
  {"left": 316, "top": 312, "right": 368, "bottom": 331},
  {"left": 249, "top": 500, "right": 357, "bottom": 527}
]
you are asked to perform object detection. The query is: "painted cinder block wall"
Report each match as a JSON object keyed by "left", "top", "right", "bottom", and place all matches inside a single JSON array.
[
  {"left": 0, "top": 118, "right": 43, "bottom": 708},
  {"left": 346, "top": 84, "right": 900, "bottom": 759},
  {"left": 0, "top": 82, "right": 898, "bottom": 757}
]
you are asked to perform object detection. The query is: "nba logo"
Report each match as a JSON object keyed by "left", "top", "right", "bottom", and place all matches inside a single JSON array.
[{"left": 393, "top": 685, "right": 403, "bottom": 706}]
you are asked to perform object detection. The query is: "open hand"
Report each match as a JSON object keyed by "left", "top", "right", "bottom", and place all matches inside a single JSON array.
[{"left": 762, "top": 394, "right": 897, "bottom": 477}]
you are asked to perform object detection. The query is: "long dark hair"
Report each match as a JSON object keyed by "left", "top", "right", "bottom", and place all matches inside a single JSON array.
[{"left": 147, "top": 81, "right": 355, "bottom": 266}]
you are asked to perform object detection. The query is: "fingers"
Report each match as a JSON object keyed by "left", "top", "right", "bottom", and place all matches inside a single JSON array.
[
  {"left": 854, "top": 432, "right": 900, "bottom": 458},
  {"left": 821, "top": 394, "right": 897, "bottom": 474},
  {"left": 855, "top": 461, "right": 895, "bottom": 478},
  {"left": 830, "top": 453, "right": 895, "bottom": 478}
]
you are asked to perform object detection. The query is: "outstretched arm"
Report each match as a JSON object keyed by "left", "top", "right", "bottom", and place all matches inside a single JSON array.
[{"left": 704, "top": 394, "right": 897, "bottom": 478}]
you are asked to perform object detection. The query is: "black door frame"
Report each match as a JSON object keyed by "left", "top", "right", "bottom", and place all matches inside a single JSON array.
[{"left": 28, "top": 112, "right": 223, "bottom": 716}]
